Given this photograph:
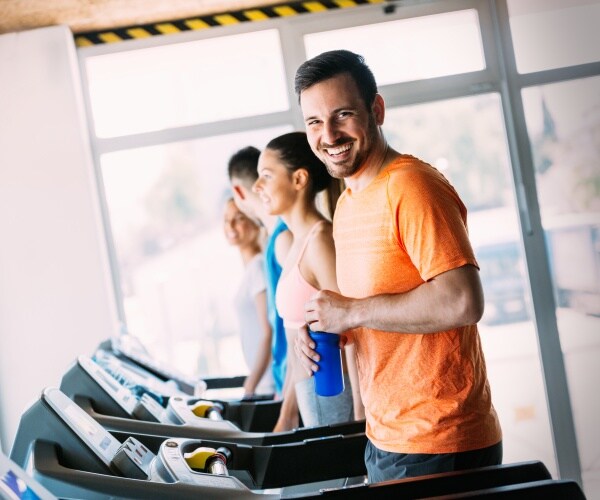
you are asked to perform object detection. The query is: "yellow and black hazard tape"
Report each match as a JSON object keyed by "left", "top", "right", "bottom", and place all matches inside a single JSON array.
[{"left": 75, "top": 0, "right": 391, "bottom": 47}]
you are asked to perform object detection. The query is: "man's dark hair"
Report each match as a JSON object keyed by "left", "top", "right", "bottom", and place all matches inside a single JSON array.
[
  {"left": 294, "top": 50, "right": 378, "bottom": 110},
  {"left": 227, "top": 146, "right": 260, "bottom": 184}
]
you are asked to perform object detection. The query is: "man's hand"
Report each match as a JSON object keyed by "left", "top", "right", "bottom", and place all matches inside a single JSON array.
[{"left": 304, "top": 289, "right": 357, "bottom": 334}]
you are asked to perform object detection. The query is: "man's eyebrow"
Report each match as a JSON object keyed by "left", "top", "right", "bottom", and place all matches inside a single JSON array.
[{"left": 304, "top": 107, "right": 354, "bottom": 122}]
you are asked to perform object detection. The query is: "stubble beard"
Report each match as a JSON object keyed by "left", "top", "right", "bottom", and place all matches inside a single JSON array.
[
  {"left": 323, "top": 156, "right": 360, "bottom": 179},
  {"left": 320, "top": 115, "right": 380, "bottom": 180}
]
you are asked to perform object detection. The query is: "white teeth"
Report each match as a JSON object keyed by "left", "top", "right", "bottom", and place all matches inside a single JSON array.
[{"left": 326, "top": 143, "right": 352, "bottom": 155}]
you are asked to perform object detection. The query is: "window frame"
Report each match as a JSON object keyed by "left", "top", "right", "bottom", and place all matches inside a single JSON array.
[{"left": 76, "top": 0, "right": 600, "bottom": 486}]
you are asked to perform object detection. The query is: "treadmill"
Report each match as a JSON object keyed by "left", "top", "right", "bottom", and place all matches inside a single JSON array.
[
  {"left": 103, "top": 334, "right": 252, "bottom": 398},
  {"left": 60, "top": 354, "right": 366, "bottom": 446},
  {"left": 90, "top": 349, "right": 282, "bottom": 432},
  {"left": 10, "top": 388, "right": 366, "bottom": 498},
  {"left": 9, "top": 388, "right": 560, "bottom": 499}
]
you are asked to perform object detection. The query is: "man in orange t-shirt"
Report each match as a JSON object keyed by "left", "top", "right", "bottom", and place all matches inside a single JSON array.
[{"left": 294, "top": 50, "right": 502, "bottom": 482}]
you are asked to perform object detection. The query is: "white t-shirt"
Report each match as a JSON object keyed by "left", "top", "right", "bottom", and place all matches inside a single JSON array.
[{"left": 233, "top": 253, "right": 275, "bottom": 395}]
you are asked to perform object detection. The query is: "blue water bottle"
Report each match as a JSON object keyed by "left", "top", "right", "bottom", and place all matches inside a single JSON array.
[{"left": 309, "top": 329, "right": 344, "bottom": 397}]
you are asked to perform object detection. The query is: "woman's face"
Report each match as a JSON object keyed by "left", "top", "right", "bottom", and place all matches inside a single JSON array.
[
  {"left": 253, "top": 148, "right": 296, "bottom": 216},
  {"left": 223, "top": 200, "right": 259, "bottom": 247}
]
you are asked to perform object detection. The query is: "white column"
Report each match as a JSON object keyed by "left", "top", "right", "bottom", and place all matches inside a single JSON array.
[{"left": 0, "top": 25, "right": 118, "bottom": 452}]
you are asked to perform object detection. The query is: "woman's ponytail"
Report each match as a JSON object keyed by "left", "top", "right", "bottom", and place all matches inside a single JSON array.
[{"left": 319, "top": 177, "right": 345, "bottom": 221}]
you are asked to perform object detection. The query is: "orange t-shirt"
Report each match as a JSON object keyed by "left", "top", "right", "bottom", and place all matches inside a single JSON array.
[{"left": 334, "top": 155, "right": 501, "bottom": 454}]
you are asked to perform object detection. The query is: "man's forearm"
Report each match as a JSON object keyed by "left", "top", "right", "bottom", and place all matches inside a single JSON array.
[{"left": 349, "top": 265, "right": 484, "bottom": 334}]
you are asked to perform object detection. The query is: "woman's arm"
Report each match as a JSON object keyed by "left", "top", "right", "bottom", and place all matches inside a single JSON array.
[
  {"left": 303, "top": 224, "right": 365, "bottom": 419},
  {"left": 243, "top": 290, "right": 272, "bottom": 396},
  {"left": 274, "top": 229, "right": 293, "bottom": 267},
  {"left": 344, "top": 343, "right": 365, "bottom": 420},
  {"left": 272, "top": 327, "right": 300, "bottom": 432}
]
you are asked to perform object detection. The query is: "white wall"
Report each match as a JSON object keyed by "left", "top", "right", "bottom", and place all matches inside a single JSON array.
[{"left": 0, "top": 25, "right": 118, "bottom": 452}]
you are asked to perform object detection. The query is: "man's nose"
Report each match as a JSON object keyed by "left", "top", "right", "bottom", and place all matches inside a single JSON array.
[{"left": 322, "top": 120, "right": 340, "bottom": 146}]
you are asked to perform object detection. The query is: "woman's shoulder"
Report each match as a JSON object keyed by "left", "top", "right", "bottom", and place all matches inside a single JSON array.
[
  {"left": 247, "top": 252, "right": 265, "bottom": 273},
  {"left": 307, "top": 220, "right": 335, "bottom": 255},
  {"left": 274, "top": 228, "right": 293, "bottom": 267},
  {"left": 304, "top": 220, "right": 337, "bottom": 290}
]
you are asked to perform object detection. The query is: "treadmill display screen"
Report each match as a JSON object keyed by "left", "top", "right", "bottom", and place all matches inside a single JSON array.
[
  {"left": 44, "top": 388, "right": 122, "bottom": 465},
  {"left": 65, "top": 404, "right": 100, "bottom": 439},
  {"left": 95, "top": 369, "right": 122, "bottom": 393}
]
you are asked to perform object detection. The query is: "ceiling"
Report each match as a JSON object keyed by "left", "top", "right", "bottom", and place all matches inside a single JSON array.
[{"left": 0, "top": 0, "right": 285, "bottom": 35}]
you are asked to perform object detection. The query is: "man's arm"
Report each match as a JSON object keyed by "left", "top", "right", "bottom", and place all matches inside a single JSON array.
[
  {"left": 305, "top": 264, "right": 484, "bottom": 335},
  {"left": 298, "top": 264, "right": 484, "bottom": 373}
]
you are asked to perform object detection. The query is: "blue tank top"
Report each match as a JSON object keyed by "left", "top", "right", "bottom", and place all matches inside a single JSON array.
[{"left": 264, "top": 218, "right": 288, "bottom": 395}]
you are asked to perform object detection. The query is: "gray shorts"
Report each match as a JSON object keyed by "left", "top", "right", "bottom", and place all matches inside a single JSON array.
[
  {"left": 295, "top": 374, "right": 354, "bottom": 428},
  {"left": 365, "top": 440, "right": 503, "bottom": 483}
]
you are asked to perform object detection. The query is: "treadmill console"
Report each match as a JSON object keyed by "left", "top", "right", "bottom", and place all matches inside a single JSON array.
[
  {"left": 44, "top": 387, "right": 123, "bottom": 467},
  {"left": 110, "top": 335, "right": 207, "bottom": 396}
]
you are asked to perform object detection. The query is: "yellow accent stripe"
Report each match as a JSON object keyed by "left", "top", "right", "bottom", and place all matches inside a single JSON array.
[
  {"left": 155, "top": 23, "right": 181, "bottom": 35},
  {"left": 244, "top": 9, "right": 270, "bottom": 21},
  {"left": 185, "top": 19, "right": 211, "bottom": 30},
  {"left": 127, "top": 28, "right": 152, "bottom": 39},
  {"left": 98, "top": 32, "right": 123, "bottom": 43},
  {"left": 334, "top": 0, "right": 358, "bottom": 7},
  {"left": 75, "top": 36, "right": 94, "bottom": 47},
  {"left": 214, "top": 14, "right": 240, "bottom": 25},
  {"left": 303, "top": 2, "right": 327, "bottom": 12},
  {"left": 273, "top": 5, "right": 298, "bottom": 16},
  {"left": 75, "top": 1, "right": 392, "bottom": 45}
]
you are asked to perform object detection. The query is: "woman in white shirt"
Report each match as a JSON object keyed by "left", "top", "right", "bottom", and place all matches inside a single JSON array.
[{"left": 223, "top": 198, "right": 275, "bottom": 396}]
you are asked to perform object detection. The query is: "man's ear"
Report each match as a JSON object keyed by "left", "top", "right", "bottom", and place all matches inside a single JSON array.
[
  {"left": 232, "top": 184, "right": 246, "bottom": 200},
  {"left": 372, "top": 93, "right": 385, "bottom": 126}
]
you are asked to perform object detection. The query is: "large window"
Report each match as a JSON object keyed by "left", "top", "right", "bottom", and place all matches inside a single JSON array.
[
  {"left": 100, "top": 127, "right": 290, "bottom": 377},
  {"left": 505, "top": 1, "right": 600, "bottom": 494},
  {"left": 86, "top": 29, "right": 289, "bottom": 137},
  {"left": 508, "top": 0, "right": 600, "bottom": 73},
  {"left": 304, "top": 9, "right": 485, "bottom": 85},
  {"left": 521, "top": 75, "right": 600, "bottom": 496},
  {"left": 83, "top": 28, "right": 293, "bottom": 379}
]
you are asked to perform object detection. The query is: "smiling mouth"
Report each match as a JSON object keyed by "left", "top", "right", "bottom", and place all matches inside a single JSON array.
[{"left": 324, "top": 143, "right": 352, "bottom": 157}]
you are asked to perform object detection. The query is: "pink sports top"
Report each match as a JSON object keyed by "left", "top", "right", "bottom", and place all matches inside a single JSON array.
[{"left": 276, "top": 221, "right": 326, "bottom": 329}]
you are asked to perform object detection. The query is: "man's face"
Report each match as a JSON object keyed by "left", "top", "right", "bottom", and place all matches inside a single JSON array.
[{"left": 300, "top": 73, "right": 382, "bottom": 180}]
